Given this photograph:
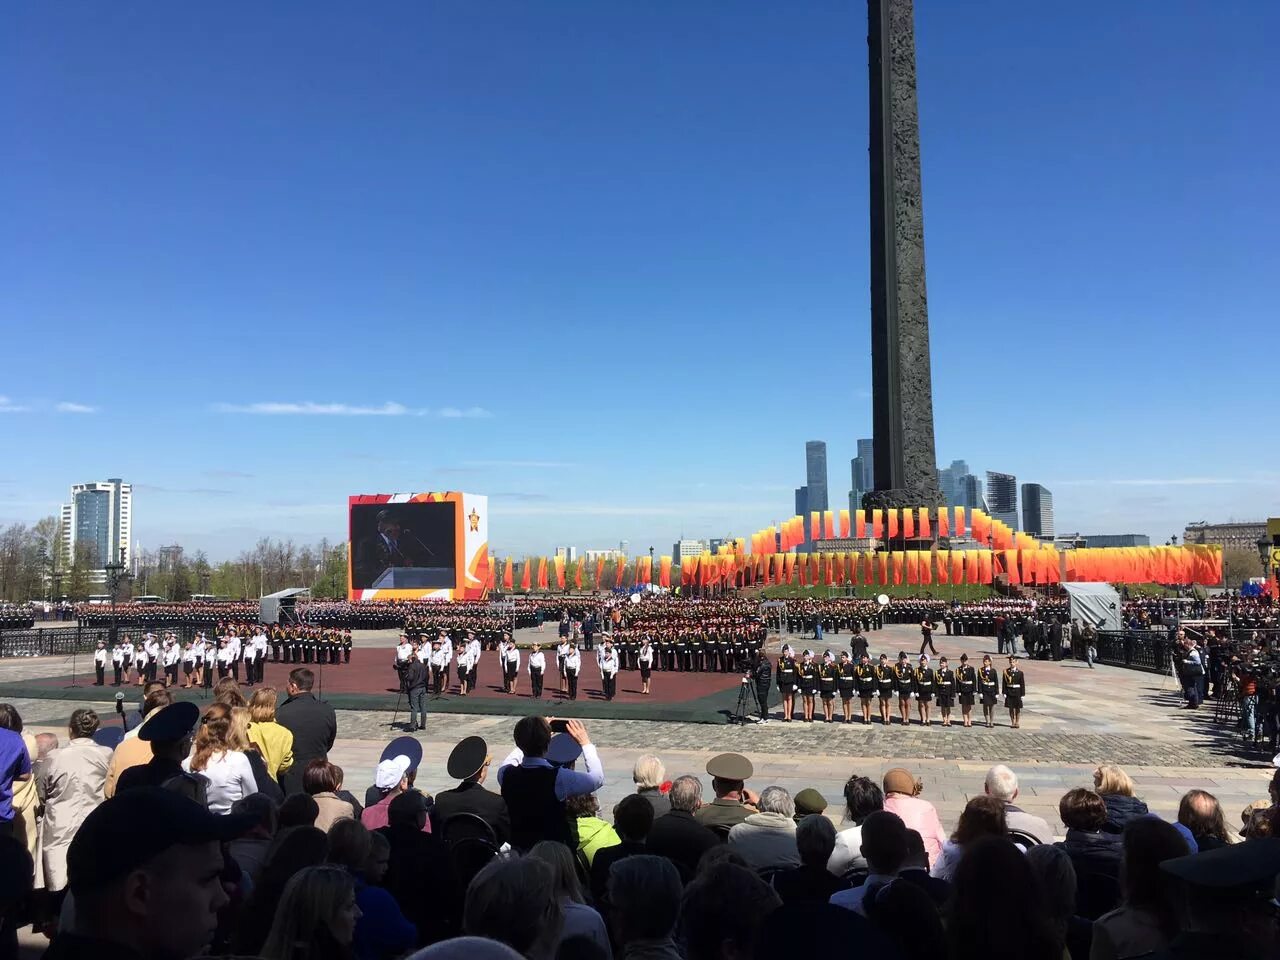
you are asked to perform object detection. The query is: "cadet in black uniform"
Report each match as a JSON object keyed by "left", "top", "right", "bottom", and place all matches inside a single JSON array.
[
  {"left": 836, "top": 651, "right": 857, "bottom": 723},
  {"left": 751, "top": 650, "right": 772, "bottom": 723},
  {"left": 914, "top": 654, "right": 935, "bottom": 726},
  {"left": 797, "top": 650, "right": 819, "bottom": 723},
  {"left": 956, "top": 653, "right": 977, "bottom": 727},
  {"left": 935, "top": 655, "right": 956, "bottom": 727},
  {"left": 978, "top": 653, "right": 999, "bottom": 728},
  {"left": 818, "top": 652, "right": 838, "bottom": 723},
  {"left": 855, "top": 652, "right": 877, "bottom": 724},
  {"left": 776, "top": 645, "right": 798, "bottom": 722},
  {"left": 1003, "top": 655, "right": 1026, "bottom": 729},
  {"left": 875, "top": 653, "right": 895, "bottom": 725},
  {"left": 893, "top": 652, "right": 914, "bottom": 725},
  {"left": 850, "top": 628, "right": 869, "bottom": 662}
]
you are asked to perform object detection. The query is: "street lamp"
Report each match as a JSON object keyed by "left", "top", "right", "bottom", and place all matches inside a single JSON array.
[
  {"left": 1258, "top": 536, "right": 1274, "bottom": 589},
  {"left": 103, "top": 546, "right": 130, "bottom": 646}
]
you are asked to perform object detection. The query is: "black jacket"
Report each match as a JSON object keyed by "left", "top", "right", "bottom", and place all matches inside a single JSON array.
[
  {"left": 377, "top": 824, "right": 459, "bottom": 947},
  {"left": 432, "top": 780, "right": 511, "bottom": 846},
  {"left": 402, "top": 660, "right": 429, "bottom": 692},
  {"left": 590, "top": 839, "right": 648, "bottom": 902},
  {"left": 1057, "top": 830, "right": 1122, "bottom": 919},
  {"left": 276, "top": 692, "right": 337, "bottom": 795},
  {"left": 647, "top": 809, "right": 720, "bottom": 881},
  {"left": 1100, "top": 792, "right": 1149, "bottom": 834}
]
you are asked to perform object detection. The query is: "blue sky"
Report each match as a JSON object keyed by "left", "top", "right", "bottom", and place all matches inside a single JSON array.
[{"left": 2, "top": 1, "right": 1276, "bottom": 560}]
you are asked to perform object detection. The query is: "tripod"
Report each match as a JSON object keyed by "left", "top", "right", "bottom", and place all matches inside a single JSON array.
[
  {"left": 389, "top": 662, "right": 406, "bottom": 729},
  {"left": 729, "top": 679, "right": 753, "bottom": 724}
]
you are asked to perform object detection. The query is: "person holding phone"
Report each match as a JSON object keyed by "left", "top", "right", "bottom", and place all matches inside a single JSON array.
[{"left": 497, "top": 717, "right": 604, "bottom": 850}]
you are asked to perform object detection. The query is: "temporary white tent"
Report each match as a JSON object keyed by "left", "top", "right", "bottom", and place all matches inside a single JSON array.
[{"left": 1060, "top": 582, "right": 1121, "bottom": 631}]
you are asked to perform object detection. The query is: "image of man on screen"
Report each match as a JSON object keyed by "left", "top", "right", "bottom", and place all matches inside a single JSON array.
[{"left": 354, "top": 509, "right": 419, "bottom": 587}]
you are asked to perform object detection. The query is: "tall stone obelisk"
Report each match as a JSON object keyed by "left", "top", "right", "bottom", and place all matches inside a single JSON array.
[{"left": 866, "top": 0, "right": 941, "bottom": 511}]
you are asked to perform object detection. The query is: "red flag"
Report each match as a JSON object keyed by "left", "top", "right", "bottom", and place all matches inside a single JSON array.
[
  {"left": 615, "top": 558, "right": 626, "bottom": 588},
  {"left": 502, "top": 558, "right": 514, "bottom": 591},
  {"left": 574, "top": 560, "right": 583, "bottom": 590},
  {"left": 595, "top": 556, "right": 605, "bottom": 590},
  {"left": 520, "top": 559, "right": 531, "bottom": 591}
]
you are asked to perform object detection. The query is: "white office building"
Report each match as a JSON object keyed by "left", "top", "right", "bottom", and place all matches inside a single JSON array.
[{"left": 61, "top": 478, "right": 132, "bottom": 582}]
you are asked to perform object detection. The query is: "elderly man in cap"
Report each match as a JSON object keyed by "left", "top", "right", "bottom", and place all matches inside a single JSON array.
[
  {"left": 1149, "top": 837, "right": 1280, "bottom": 959},
  {"left": 42, "top": 788, "right": 252, "bottom": 960},
  {"left": 113, "top": 702, "right": 200, "bottom": 795},
  {"left": 496, "top": 716, "right": 603, "bottom": 850},
  {"left": 432, "top": 736, "right": 510, "bottom": 845},
  {"left": 694, "top": 753, "right": 758, "bottom": 830}
]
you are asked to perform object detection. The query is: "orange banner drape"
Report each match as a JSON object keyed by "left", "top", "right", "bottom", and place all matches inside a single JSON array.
[
  {"left": 920, "top": 550, "right": 933, "bottom": 585},
  {"left": 887, "top": 509, "right": 899, "bottom": 540},
  {"left": 918, "top": 508, "right": 931, "bottom": 540},
  {"left": 937, "top": 507, "right": 949, "bottom": 538},
  {"left": 615, "top": 558, "right": 626, "bottom": 588},
  {"left": 824, "top": 511, "right": 835, "bottom": 540},
  {"left": 951, "top": 550, "right": 964, "bottom": 585},
  {"left": 855, "top": 509, "right": 867, "bottom": 539},
  {"left": 906, "top": 550, "right": 919, "bottom": 585},
  {"left": 954, "top": 506, "right": 966, "bottom": 538},
  {"left": 839, "top": 509, "right": 851, "bottom": 538},
  {"left": 502, "top": 557, "right": 514, "bottom": 591},
  {"left": 892, "top": 552, "right": 905, "bottom": 585},
  {"left": 659, "top": 556, "right": 672, "bottom": 588},
  {"left": 810, "top": 512, "right": 821, "bottom": 543},
  {"left": 553, "top": 555, "right": 566, "bottom": 590},
  {"left": 936, "top": 549, "right": 949, "bottom": 585},
  {"left": 902, "top": 509, "right": 915, "bottom": 540}
]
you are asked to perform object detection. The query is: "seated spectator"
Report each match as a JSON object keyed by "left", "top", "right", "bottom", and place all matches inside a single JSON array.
[
  {"left": 830, "top": 811, "right": 908, "bottom": 916},
  {"left": 693, "top": 754, "right": 757, "bottom": 832},
  {"left": 728, "top": 785, "right": 800, "bottom": 873},
  {"left": 864, "top": 875, "right": 945, "bottom": 960},
  {"left": 229, "top": 706, "right": 284, "bottom": 804},
  {"left": 897, "top": 830, "right": 950, "bottom": 907},
  {"left": 405, "top": 937, "right": 524, "bottom": 960},
  {"left": 945, "top": 836, "right": 1061, "bottom": 960},
  {"left": 363, "top": 755, "right": 429, "bottom": 833},
  {"left": 591, "top": 794, "right": 654, "bottom": 903},
  {"left": 792, "top": 787, "right": 828, "bottom": 822},
  {"left": 497, "top": 718, "right": 602, "bottom": 851},
  {"left": 113, "top": 701, "right": 199, "bottom": 795},
  {"left": 567, "top": 793, "right": 620, "bottom": 867},
  {"left": 1026, "top": 843, "right": 1091, "bottom": 960},
  {"left": 104, "top": 689, "right": 173, "bottom": 797},
  {"left": 828, "top": 775, "right": 883, "bottom": 878},
  {"left": 49, "top": 787, "right": 250, "bottom": 960},
  {"left": 1055, "top": 789, "right": 1122, "bottom": 920},
  {"left": 228, "top": 792, "right": 279, "bottom": 884},
  {"left": 234, "top": 826, "right": 329, "bottom": 955},
  {"left": 1090, "top": 818, "right": 1189, "bottom": 960},
  {"left": 433, "top": 736, "right": 510, "bottom": 845},
  {"left": 606, "top": 855, "right": 683, "bottom": 960},
  {"left": 772, "top": 814, "right": 845, "bottom": 906},
  {"left": 212, "top": 676, "right": 247, "bottom": 708},
  {"left": 631, "top": 755, "right": 670, "bottom": 818},
  {"left": 279, "top": 793, "right": 320, "bottom": 829},
  {"left": 679, "top": 862, "right": 781, "bottom": 960},
  {"left": 696, "top": 845, "right": 749, "bottom": 876},
  {"left": 247, "top": 686, "right": 295, "bottom": 783},
  {"left": 463, "top": 855, "right": 564, "bottom": 960},
  {"left": 306, "top": 759, "right": 357, "bottom": 832},
  {"left": 1155, "top": 838, "right": 1280, "bottom": 959},
  {"left": 41, "top": 708, "right": 113, "bottom": 902},
  {"left": 327, "top": 818, "right": 417, "bottom": 960},
  {"left": 259, "top": 864, "right": 361, "bottom": 960},
  {"left": 528, "top": 841, "right": 612, "bottom": 960},
  {"left": 379, "top": 790, "right": 458, "bottom": 947},
  {"left": 1093, "top": 765, "right": 1149, "bottom": 835},
  {"left": 1177, "top": 789, "right": 1233, "bottom": 852},
  {"left": 181, "top": 703, "right": 258, "bottom": 815},
  {"left": 647, "top": 775, "right": 719, "bottom": 881},
  {"left": 984, "top": 764, "right": 1054, "bottom": 844},
  {"left": 881, "top": 768, "right": 946, "bottom": 866},
  {"left": 931, "top": 795, "right": 1006, "bottom": 881}
]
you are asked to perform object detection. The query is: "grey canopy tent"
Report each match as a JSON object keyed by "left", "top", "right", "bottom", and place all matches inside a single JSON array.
[{"left": 1060, "top": 582, "right": 1121, "bottom": 632}]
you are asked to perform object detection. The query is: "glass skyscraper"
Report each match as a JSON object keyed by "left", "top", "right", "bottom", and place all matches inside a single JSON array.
[
  {"left": 1021, "top": 483, "right": 1054, "bottom": 538},
  {"left": 985, "top": 472, "right": 1019, "bottom": 531},
  {"left": 805, "top": 441, "right": 828, "bottom": 513}
]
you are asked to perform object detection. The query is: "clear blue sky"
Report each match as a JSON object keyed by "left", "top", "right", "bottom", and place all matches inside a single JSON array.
[{"left": 2, "top": 1, "right": 1276, "bottom": 559}]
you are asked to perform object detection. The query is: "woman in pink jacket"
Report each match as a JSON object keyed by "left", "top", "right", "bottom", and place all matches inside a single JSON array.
[{"left": 881, "top": 767, "right": 948, "bottom": 866}]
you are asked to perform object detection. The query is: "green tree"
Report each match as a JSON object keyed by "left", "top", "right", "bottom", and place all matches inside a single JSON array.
[{"left": 1222, "top": 545, "right": 1263, "bottom": 586}]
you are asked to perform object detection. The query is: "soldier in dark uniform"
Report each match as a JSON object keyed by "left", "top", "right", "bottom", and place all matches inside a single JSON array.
[
  {"left": 750, "top": 650, "right": 772, "bottom": 723},
  {"left": 893, "top": 652, "right": 914, "bottom": 725},
  {"left": 875, "top": 653, "right": 895, "bottom": 725},
  {"left": 674, "top": 634, "right": 687, "bottom": 673},
  {"left": 343, "top": 629, "right": 352, "bottom": 663},
  {"left": 1003, "top": 655, "right": 1026, "bottom": 729},
  {"left": 817, "top": 652, "right": 838, "bottom": 723},
  {"left": 850, "top": 628, "right": 869, "bottom": 662},
  {"left": 854, "top": 652, "right": 876, "bottom": 724},
  {"left": 776, "top": 645, "right": 798, "bottom": 722},
  {"left": 935, "top": 655, "right": 956, "bottom": 727},
  {"left": 914, "top": 655, "right": 936, "bottom": 726},
  {"left": 271, "top": 626, "right": 284, "bottom": 662},
  {"left": 978, "top": 654, "right": 1000, "bottom": 728},
  {"left": 836, "top": 651, "right": 857, "bottom": 723},
  {"left": 797, "top": 650, "right": 819, "bottom": 723},
  {"left": 956, "top": 653, "right": 977, "bottom": 727}
]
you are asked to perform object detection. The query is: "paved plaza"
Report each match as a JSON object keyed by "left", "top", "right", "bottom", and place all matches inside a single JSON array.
[{"left": 3, "top": 624, "right": 1273, "bottom": 835}]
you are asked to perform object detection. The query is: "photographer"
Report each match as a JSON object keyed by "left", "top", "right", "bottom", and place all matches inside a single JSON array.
[
  {"left": 402, "top": 650, "right": 429, "bottom": 732},
  {"left": 750, "top": 650, "right": 772, "bottom": 723},
  {"left": 1177, "top": 637, "right": 1204, "bottom": 710}
]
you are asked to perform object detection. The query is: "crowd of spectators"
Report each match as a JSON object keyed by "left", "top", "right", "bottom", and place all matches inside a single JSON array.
[{"left": 1, "top": 683, "right": 1278, "bottom": 960}]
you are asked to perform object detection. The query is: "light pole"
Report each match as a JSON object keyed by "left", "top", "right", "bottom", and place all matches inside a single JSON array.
[{"left": 104, "top": 547, "right": 129, "bottom": 647}]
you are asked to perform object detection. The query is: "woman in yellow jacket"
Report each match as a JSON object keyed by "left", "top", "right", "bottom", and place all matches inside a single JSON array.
[{"left": 246, "top": 687, "right": 294, "bottom": 783}]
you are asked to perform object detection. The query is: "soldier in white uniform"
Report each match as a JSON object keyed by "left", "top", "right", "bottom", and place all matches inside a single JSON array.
[
  {"left": 93, "top": 639, "right": 108, "bottom": 686},
  {"left": 557, "top": 639, "right": 571, "bottom": 695},
  {"left": 162, "top": 638, "right": 181, "bottom": 686},
  {"left": 599, "top": 640, "right": 620, "bottom": 701},
  {"left": 502, "top": 635, "right": 521, "bottom": 695},
  {"left": 528, "top": 643, "right": 546, "bottom": 699},
  {"left": 564, "top": 642, "right": 582, "bottom": 701}
]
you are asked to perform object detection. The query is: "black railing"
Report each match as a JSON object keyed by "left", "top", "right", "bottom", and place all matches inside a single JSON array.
[
  {"left": 0, "top": 626, "right": 110, "bottom": 658},
  {"left": 1086, "top": 631, "right": 1174, "bottom": 674}
]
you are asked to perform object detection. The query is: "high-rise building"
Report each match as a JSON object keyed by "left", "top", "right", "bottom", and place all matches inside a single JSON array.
[
  {"left": 856, "top": 438, "right": 874, "bottom": 492},
  {"left": 937, "top": 460, "right": 972, "bottom": 506},
  {"left": 959, "top": 474, "right": 986, "bottom": 512},
  {"left": 61, "top": 478, "right": 132, "bottom": 578},
  {"left": 673, "top": 539, "right": 709, "bottom": 560},
  {"left": 848, "top": 457, "right": 868, "bottom": 514},
  {"left": 554, "top": 546, "right": 578, "bottom": 562},
  {"left": 805, "top": 442, "right": 828, "bottom": 513},
  {"left": 1183, "top": 521, "right": 1267, "bottom": 551},
  {"left": 794, "top": 486, "right": 808, "bottom": 519},
  {"left": 1020, "top": 484, "right": 1055, "bottom": 538},
  {"left": 985, "top": 472, "right": 1019, "bottom": 531}
]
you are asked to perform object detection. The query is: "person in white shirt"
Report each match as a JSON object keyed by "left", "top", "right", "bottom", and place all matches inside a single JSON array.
[
  {"left": 93, "top": 639, "right": 109, "bottom": 686},
  {"left": 528, "top": 643, "right": 546, "bottom": 699},
  {"left": 564, "top": 643, "right": 582, "bottom": 701},
  {"left": 216, "top": 638, "right": 235, "bottom": 679},
  {"left": 427, "top": 640, "right": 445, "bottom": 695},
  {"left": 502, "top": 635, "right": 521, "bottom": 695},
  {"left": 201, "top": 634, "right": 216, "bottom": 683},
  {"left": 395, "top": 635, "right": 414, "bottom": 666},
  {"left": 226, "top": 632, "right": 242, "bottom": 682},
  {"left": 466, "top": 632, "right": 482, "bottom": 692},
  {"left": 162, "top": 639, "right": 181, "bottom": 686},
  {"left": 145, "top": 634, "right": 162, "bottom": 683},
  {"left": 557, "top": 640, "right": 571, "bottom": 695},
  {"left": 182, "top": 640, "right": 198, "bottom": 688},
  {"left": 247, "top": 630, "right": 268, "bottom": 684},
  {"left": 111, "top": 640, "right": 129, "bottom": 686},
  {"left": 182, "top": 702, "right": 258, "bottom": 815},
  {"left": 638, "top": 638, "right": 654, "bottom": 696},
  {"left": 134, "top": 638, "right": 151, "bottom": 687},
  {"left": 598, "top": 641, "right": 620, "bottom": 701},
  {"left": 241, "top": 633, "right": 259, "bottom": 686},
  {"left": 456, "top": 643, "right": 472, "bottom": 696}
]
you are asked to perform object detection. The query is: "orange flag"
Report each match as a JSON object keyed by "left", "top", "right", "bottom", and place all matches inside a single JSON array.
[
  {"left": 554, "top": 555, "right": 566, "bottom": 590},
  {"left": 824, "top": 511, "right": 835, "bottom": 540},
  {"left": 871, "top": 509, "right": 883, "bottom": 540},
  {"left": 877, "top": 552, "right": 889, "bottom": 586},
  {"left": 520, "top": 559, "right": 531, "bottom": 591},
  {"left": 892, "top": 552, "right": 905, "bottom": 585},
  {"left": 1003, "top": 550, "right": 1020, "bottom": 585},
  {"left": 902, "top": 509, "right": 915, "bottom": 540},
  {"left": 659, "top": 556, "right": 672, "bottom": 588},
  {"left": 574, "top": 560, "right": 583, "bottom": 590},
  {"left": 936, "top": 549, "right": 949, "bottom": 585},
  {"left": 855, "top": 509, "right": 867, "bottom": 539},
  {"left": 954, "top": 506, "right": 966, "bottom": 538},
  {"left": 839, "top": 509, "right": 851, "bottom": 538},
  {"left": 615, "top": 558, "right": 627, "bottom": 588},
  {"left": 918, "top": 507, "right": 931, "bottom": 540},
  {"left": 502, "top": 557, "right": 514, "bottom": 591},
  {"left": 811, "top": 512, "right": 821, "bottom": 543},
  {"left": 937, "top": 507, "right": 949, "bottom": 538},
  {"left": 887, "top": 509, "right": 899, "bottom": 540},
  {"left": 906, "top": 550, "right": 919, "bottom": 585},
  {"left": 537, "top": 557, "right": 548, "bottom": 590},
  {"left": 951, "top": 550, "right": 964, "bottom": 585},
  {"left": 977, "top": 551, "right": 992, "bottom": 584},
  {"left": 920, "top": 550, "right": 932, "bottom": 585}
]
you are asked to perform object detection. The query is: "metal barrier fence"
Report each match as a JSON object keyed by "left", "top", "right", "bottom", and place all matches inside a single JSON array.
[
  {"left": 1084, "top": 631, "right": 1174, "bottom": 675},
  {"left": 0, "top": 627, "right": 111, "bottom": 658}
]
